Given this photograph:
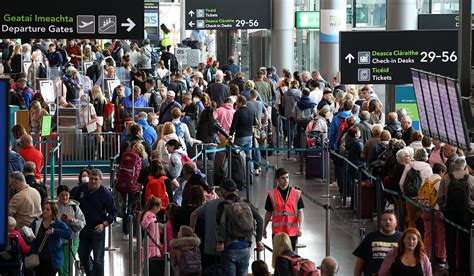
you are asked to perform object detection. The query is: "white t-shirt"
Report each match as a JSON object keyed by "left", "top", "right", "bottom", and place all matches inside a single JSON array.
[
  {"left": 309, "top": 88, "right": 322, "bottom": 105},
  {"left": 79, "top": 103, "right": 96, "bottom": 128}
]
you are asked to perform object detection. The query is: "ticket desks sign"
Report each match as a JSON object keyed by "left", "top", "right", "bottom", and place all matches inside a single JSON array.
[
  {"left": 339, "top": 30, "right": 460, "bottom": 84},
  {"left": 0, "top": 0, "right": 144, "bottom": 38},
  {"left": 185, "top": 0, "right": 272, "bottom": 30}
]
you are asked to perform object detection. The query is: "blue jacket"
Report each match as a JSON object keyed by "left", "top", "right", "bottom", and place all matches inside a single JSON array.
[
  {"left": 136, "top": 119, "right": 158, "bottom": 145},
  {"left": 121, "top": 95, "right": 148, "bottom": 109},
  {"left": 9, "top": 150, "right": 24, "bottom": 173},
  {"left": 74, "top": 184, "right": 117, "bottom": 229},
  {"left": 29, "top": 218, "right": 72, "bottom": 270},
  {"left": 329, "top": 111, "right": 352, "bottom": 150}
]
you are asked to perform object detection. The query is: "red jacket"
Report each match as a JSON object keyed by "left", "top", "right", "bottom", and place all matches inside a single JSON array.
[{"left": 18, "top": 146, "right": 43, "bottom": 180}]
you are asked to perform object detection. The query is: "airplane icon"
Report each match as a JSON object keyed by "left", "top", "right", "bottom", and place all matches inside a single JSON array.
[{"left": 79, "top": 21, "right": 94, "bottom": 28}]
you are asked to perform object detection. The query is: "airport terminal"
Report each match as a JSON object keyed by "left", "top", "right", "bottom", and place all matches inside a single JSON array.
[{"left": 0, "top": 0, "right": 473, "bottom": 275}]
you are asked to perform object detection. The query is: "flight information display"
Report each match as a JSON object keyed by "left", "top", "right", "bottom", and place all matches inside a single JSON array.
[
  {"left": 410, "top": 68, "right": 471, "bottom": 150},
  {"left": 411, "top": 71, "right": 431, "bottom": 138}
]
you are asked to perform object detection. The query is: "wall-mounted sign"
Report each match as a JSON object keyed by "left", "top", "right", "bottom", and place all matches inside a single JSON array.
[
  {"left": 340, "top": 30, "right": 462, "bottom": 84},
  {"left": 295, "top": 11, "right": 320, "bottom": 29},
  {"left": 320, "top": 9, "right": 346, "bottom": 43},
  {"left": 0, "top": 0, "right": 144, "bottom": 38},
  {"left": 144, "top": 13, "right": 159, "bottom": 27},
  {"left": 185, "top": 0, "right": 271, "bottom": 30}
]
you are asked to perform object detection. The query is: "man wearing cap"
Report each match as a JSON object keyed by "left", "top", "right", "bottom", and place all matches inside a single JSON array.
[
  {"left": 159, "top": 90, "right": 182, "bottom": 124},
  {"left": 15, "top": 78, "right": 34, "bottom": 110},
  {"left": 215, "top": 179, "right": 264, "bottom": 276},
  {"left": 263, "top": 167, "right": 304, "bottom": 251},
  {"left": 121, "top": 85, "right": 148, "bottom": 110}
]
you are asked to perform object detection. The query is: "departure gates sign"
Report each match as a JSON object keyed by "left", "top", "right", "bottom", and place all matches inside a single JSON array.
[
  {"left": 0, "top": 0, "right": 144, "bottom": 38},
  {"left": 340, "top": 30, "right": 459, "bottom": 84},
  {"left": 185, "top": 0, "right": 272, "bottom": 30}
]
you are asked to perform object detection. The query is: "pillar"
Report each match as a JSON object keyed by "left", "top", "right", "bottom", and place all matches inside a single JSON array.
[
  {"left": 385, "top": 0, "right": 417, "bottom": 112},
  {"left": 215, "top": 30, "right": 237, "bottom": 65},
  {"left": 320, "top": 0, "right": 346, "bottom": 81},
  {"left": 272, "top": 0, "right": 294, "bottom": 72},
  {"left": 180, "top": 0, "right": 186, "bottom": 46}
]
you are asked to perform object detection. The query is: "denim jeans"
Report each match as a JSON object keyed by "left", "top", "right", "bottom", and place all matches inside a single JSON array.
[
  {"left": 234, "top": 136, "right": 253, "bottom": 182},
  {"left": 222, "top": 247, "right": 250, "bottom": 276},
  {"left": 78, "top": 228, "right": 106, "bottom": 276}
]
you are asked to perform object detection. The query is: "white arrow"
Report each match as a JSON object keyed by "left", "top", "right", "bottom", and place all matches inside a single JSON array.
[
  {"left": 345, "top": 53, "right": 355, "bottom": 63},
  {"left": 188, "top": 21, "right": 195, "bottom": 27},
  {"left": 359, "top": 11, "right": 366, "bottom": 20},
  {"left": 121, "top": 18, "right": 136, "bottom": 32},
  {"left": 188, "top": 10, "right": 195, "bottom": 17}
]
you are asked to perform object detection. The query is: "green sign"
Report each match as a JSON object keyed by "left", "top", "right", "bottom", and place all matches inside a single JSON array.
[
  {"left": 346, "top": 7, "right": 369, "bottom": 24},
  {"left": 295, "top": 11, "right": 320, "bottom": 29},
  {"left": 41, "top": 115, "right": 52, "bottom": 137}
]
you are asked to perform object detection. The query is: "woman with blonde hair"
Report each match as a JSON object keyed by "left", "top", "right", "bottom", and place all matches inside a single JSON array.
[
  {"left": 272, "top": 233, "right": 297, "bottom": 275},
  {"left": 29, "top": 100, "right": 49, "bottom": 137},
  {"left": 153, "top": 122, "right": 178, "bottom": 166},
  {"left": 8, "top": 44, "right": 22, "bottom": 74},
  {"left": 334, "top": 90, "right": 347, "bottom": 112},
  {"left": 379, "top": 228, "right": 432, "bottom": 275}
]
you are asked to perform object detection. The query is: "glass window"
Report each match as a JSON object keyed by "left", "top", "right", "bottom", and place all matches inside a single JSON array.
[
  {"left": 347, "top": 0, "right": 386, "bottom": 28},
  {"left": 420, "top": 0, "right": 460, "bottom": 14}
]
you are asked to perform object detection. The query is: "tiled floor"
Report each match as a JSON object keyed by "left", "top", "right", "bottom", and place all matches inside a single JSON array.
[{"left": 58, "top": 150, "right": 376, "bottom": 275}]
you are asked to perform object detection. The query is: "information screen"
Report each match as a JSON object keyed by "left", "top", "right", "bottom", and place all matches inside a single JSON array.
[
  {"left": 0, "top": 78, "right": 9, "bottom": 250},
  {"left": 411, "top": 71, "right": 431, "bottom": 138},
  {"left": 411, "top": 68, "right": 471, "bottom": 150}
]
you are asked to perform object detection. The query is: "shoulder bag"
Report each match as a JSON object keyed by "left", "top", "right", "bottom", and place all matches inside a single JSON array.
[{"left": 25, "top": 233, "right": 49, "bottom": 269}]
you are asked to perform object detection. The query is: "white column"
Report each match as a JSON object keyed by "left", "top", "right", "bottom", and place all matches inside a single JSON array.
[{"left": 271, "top": 0, "right": 295, "bottom": 72}]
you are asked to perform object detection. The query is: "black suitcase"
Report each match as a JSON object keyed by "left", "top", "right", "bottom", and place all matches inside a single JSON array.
[
  {"left": 213, "top": 149, "right": 247, "bottom": 189},
  {"left": 305, "top": 149, "right": 325, "bottom": 180}
]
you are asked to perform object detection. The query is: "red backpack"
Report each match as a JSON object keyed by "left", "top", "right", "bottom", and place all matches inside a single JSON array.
[
  {"left": 281, "top": 255, "right": 320, "bottom": 276},
  {"left": 115, "top": 149, "right": 142, "bottom": 196},
  {"left": 336, "top": 115, "right": 349, "bottom": 141},
  {"left": 146, "top": 176, "right": 169, "bottom": 211}
]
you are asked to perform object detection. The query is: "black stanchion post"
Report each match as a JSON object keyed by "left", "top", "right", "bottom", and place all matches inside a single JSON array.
[
  {"left": 356, "top": 167, "right": 363, "bottom": 218},
  {"left": 325, "top": 203, "right": 331, "bottom": 256},
  {"left": 375, "top": 177, "right": 382, "bottom": 230},
  {"left": 471, "top": 219, "right": 474, "bottom": 275},
  {"left": 342, "top": 160, "right": 348, "bottom": 208},
  {"left": 43, "top": 142, "right": 47, "bottom": 184},
  {"left": 128, "top": 215, "right": 134, "bottom": 276},
  {"left": 136, "top": 211, "right": 142, "bottom": 276},
  {"left": 430, "top": 209, "right": 436, "bottom": 265},
  {"left": 203, "top": 147, "right": 208, "bottom": 177},
  {"left": 227, "top": 144, "right": 232, "bottom": 179},
  {"left": 398, "top": 192, "right": 405, "bottom": 230},
  {"left": 246, "top": 158, "right": 250, "bottom": 201}
]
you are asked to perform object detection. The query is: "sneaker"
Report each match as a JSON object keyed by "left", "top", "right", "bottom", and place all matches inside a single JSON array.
[
  {"left": 122, "top": 234, "right": 129, "bottom": 240},
  {"left": 254, "top": 168, "right": 261, "bottom": 176}
]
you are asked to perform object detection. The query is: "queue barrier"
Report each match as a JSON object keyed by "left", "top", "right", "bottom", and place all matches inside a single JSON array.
[{"left": 330, "top": 149, "right": 474, "bottom": 268}]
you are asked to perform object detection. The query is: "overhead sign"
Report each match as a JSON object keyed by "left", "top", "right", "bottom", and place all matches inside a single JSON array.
[
  {"left": 411, "top": 69, "right": 470, "bottom": 150},
  {"left": 346, "top": 6, "right": 369, "bottom": 24},
  {"left": 295, "top": 11, "right": 320, "bottom": 29},
  {"left": 0, "top": 0, "right": 144, "bottom": 38},
  {"left": 340, "top": 30, "right": 461, "bottom": 84},
  {"left": 0, "top": 78, "right": 8, "bottom": 251},
  {"left": 418, "top": 14, "right": 461, "bottom": 29},
  {"left": 185, "top": 0, "right": 272, "bottom": 30}
]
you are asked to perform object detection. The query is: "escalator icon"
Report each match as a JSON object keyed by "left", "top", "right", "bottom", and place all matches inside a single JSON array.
[{"left": 98, "top": 16, "right": 116, "bottom": 34}]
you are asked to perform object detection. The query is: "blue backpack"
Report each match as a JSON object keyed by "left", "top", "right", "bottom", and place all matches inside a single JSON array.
[{"left": 174, "top": 122, "right": 183, "bottom": 138}]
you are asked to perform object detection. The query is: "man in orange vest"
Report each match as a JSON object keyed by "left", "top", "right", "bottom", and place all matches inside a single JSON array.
[{"left": 263, "top": 167, "right": 304, "bottom": 250}]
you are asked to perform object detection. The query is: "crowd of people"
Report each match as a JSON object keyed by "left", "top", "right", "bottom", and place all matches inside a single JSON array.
[{"left": 3, "top": 38, "right": 473, "bottom": 276}]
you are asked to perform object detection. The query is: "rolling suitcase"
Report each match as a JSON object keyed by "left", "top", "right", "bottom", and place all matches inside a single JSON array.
[
  {"left": 360, "top": 180, "right": 373, "bottom": 219},
  {"left": 305, "top": 149, "right": 325, "bottom": 180}
]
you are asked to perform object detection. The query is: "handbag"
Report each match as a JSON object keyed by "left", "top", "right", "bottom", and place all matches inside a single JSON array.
[{"left": 25, "top": 232, "right": 49, "bottom": 269}]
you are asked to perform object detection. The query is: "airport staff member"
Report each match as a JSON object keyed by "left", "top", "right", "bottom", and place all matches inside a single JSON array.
[{"left": 263, "top": 167, "right": 304, "bottom": 251}]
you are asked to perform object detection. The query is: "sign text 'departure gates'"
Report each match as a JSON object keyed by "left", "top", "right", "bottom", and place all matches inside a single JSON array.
[{"left": 0, "top": 0, "right": 144, "bottom": 38}]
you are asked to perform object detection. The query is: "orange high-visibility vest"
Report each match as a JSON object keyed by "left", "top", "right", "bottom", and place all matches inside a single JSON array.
[{"left": 268, "top": 187, "right": 301, "bottom": 236}]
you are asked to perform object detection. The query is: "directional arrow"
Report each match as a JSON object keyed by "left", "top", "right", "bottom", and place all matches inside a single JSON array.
[
  {"left": 188, "top": 10, "right": 195, "bottom": 17},
  {"left": 188, "top": 21, "right": 195, "bottom": 27},
  {"left": 359, "top": 11, "right": 366, "bottom": 21},
  {"left": 121, "top": 18, "right": 136, "bottom": 32},
  {"left": 345, "top": 53, "right": 355, "bottom": 63}
]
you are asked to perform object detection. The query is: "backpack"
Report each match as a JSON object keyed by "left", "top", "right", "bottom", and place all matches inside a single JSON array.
[
  {"left": 38, "top": 63, "right": 47, "bottom": 78},
  {"left": 445, "top": 173, "right": 470, "bottom": 213},
  {"left": 403, "top": 167, "right": 423, "bottom": 198},
  {"left": 0, "top": 233, "right": 21, "bottom": 265},
  {"left": 150, "top": 49, "right": 159, "bottom": 66},
  {"left": 30, "top": 181, "right": 47, "bottom": 206},
  {"left": 148, "top": 91, "right": 160, "bottom": 112},
  {"left": 224, "top": 199, "right": 255, "bottom": 238},
  {"left": 178, "top": 152, "right": 193, "bottom": 166},
  {"left": 370, "top": 146, "right": 392, "bottom": 176},
  {"left": 115, "top": 149, "right": 142, "bottom": 195},
  {"left": 336, "top": 116, "right": 349, "bottom": 144},
  {"left": 10, "top": 91, "right": 26, "bottom": 110},
  {"left": 147, "top": 176, "right": 169, "bottom": 210},
  {"left": 179, "top": 247, "right": 201, "bottom": 274},
  {"left": 418, "top": 177, "right": 440, "bottom": 208},
  {"left": 174, "top": 122, "right": 183, "bottom": 138},
  {"left": 280, "top": 255, "right": 320, "bottom": 276},
  {"left": 174, "top": 81, "right": 187, "bottom": 103}
]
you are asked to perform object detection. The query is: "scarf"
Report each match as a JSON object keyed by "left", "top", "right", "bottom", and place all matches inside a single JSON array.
[{"left": 297, "top": 96, "right": 316, "bottom": 110}]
